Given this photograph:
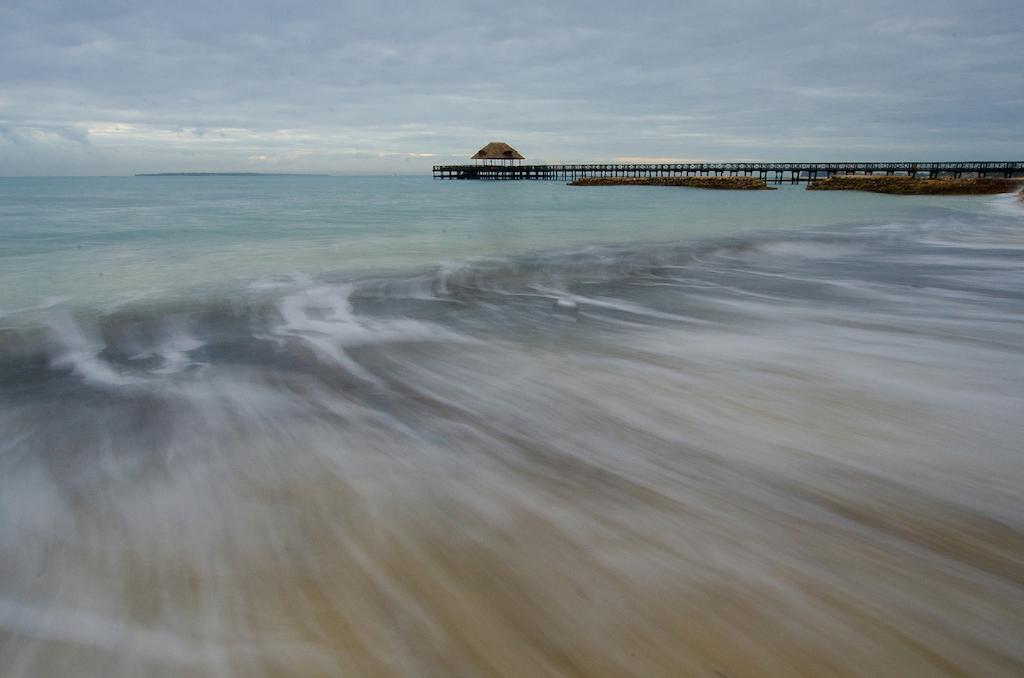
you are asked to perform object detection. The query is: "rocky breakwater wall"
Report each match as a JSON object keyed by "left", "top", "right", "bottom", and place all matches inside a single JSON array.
[
  {"left": 807, "top": 175, "right": 1020, "bottom": 195},
  {"left": 569, "top": 176, "right": 772, "bottom": 189}
]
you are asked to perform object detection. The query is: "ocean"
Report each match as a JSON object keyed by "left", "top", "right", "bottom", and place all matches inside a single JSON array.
[{"left": 1, "top": 176, "right": 1023, "bottom": 676}]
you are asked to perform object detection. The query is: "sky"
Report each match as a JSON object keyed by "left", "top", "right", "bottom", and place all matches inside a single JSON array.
[{"left": 1, "top": 0, "right": 1022, "bottom": 175}]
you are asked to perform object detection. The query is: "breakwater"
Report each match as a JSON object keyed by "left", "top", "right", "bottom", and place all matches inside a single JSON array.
[
  {"left": 569, "top": 176, "right": 771, "bottom": 189},
  {"left": 807, "top": 175, "right": 1021, "bottom": 195}
]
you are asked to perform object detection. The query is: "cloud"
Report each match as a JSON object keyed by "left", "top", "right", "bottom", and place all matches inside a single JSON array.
[{"left": 1, "top": 0, "right": 1022, "bottom": 175}]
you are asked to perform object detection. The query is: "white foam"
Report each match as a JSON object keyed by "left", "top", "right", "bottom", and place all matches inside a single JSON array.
[
  {"left": 434, "top": 261, "right": 463, "bottom": 296},
  {"left": 133, "top": 331, "right": 206, "bottom": 375},
  {"left": 986, "top": 191, "right": 1024, "bottom": 218},
  {"left": 531, "top": 285, "right": 712, "bottom": 325},
  {"left": 272, "top": 284, "right": 468, "bottom": 381},
  {"left": 754, "top": 241, "right": 864, "bottom": 259},
  {"left": 45, "top": 313, "right": 146, "bottom": 387}
]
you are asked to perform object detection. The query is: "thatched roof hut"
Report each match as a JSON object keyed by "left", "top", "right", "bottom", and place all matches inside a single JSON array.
[{"left": 471, "top": 142, "right": 524, "bottom": 164}]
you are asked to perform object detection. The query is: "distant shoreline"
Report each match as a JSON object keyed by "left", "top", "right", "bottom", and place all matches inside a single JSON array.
[{"left": 134, "top": 172, "right": 331, "bottom": 177}]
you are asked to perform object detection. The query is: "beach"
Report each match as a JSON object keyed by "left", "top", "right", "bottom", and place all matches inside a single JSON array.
[{"left": 1, "top": 177, "right": 1023, "bottom": 676}]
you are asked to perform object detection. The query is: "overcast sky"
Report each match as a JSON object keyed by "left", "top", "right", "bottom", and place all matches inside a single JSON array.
[{"left": 1, "top": 0, "right": 1022, "bottom": 175}]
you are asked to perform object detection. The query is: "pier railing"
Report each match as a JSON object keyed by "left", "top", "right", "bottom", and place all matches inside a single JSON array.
[{"left": 433, "top": 162, "right": 1023, "bottom": 182}]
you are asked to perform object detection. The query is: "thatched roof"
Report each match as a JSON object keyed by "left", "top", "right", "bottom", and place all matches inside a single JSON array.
[{"left": 471, "top": 142, "right": 524, "bottom": 160}]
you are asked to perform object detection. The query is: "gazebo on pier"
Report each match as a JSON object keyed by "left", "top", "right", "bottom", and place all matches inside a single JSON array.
[{"left": 471, "top": 141, "right": 525, "bottom": 166}]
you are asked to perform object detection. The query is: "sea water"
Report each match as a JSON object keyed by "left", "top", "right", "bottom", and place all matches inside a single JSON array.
[{"left": 1, "top": 176, "right": 1022, "bottom": 676}]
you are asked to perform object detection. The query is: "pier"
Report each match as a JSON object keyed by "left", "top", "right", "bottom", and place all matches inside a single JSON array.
[{"left": 433, "top": 161, "right": 1024, "bottom": 183}]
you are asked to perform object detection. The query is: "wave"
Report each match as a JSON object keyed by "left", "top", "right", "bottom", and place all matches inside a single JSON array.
[
  {"left": 2, "top": 212, "right": 1024, "bottom": 674},
  {"left": 1, "top": 213, "right": 1021, "bottom": 387}
]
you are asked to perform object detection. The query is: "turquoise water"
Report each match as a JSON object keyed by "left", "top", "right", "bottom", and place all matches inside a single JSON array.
[
  {"left": 0, "top": 175, "right": 999, "bottom": 311},
  {"left": 2, "top": 176, "right": 1023, "bottom": 675}
]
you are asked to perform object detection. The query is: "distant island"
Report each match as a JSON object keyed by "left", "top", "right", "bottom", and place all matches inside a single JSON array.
[{"left": 135, "top": 172, "right": 330, "bottom": 177}]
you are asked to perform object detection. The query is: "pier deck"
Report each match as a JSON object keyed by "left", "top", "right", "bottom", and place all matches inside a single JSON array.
[{"left": 433, "top": 162, "right": 1023, "bottom": 183}]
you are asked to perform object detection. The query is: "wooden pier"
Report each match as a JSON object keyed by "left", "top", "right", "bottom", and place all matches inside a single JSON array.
[{"left": 433, "top": 161, "right": 1023, "bottom": 183}]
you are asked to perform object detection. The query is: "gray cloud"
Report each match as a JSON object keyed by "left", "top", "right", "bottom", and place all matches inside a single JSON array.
[{"left": 1, "top": 0, "right": 1022, "bottom": 175}]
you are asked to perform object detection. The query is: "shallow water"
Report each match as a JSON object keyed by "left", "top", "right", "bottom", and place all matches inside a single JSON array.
[{"left": 1, "top": 178, "right": 1023, "bottom": 676}]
